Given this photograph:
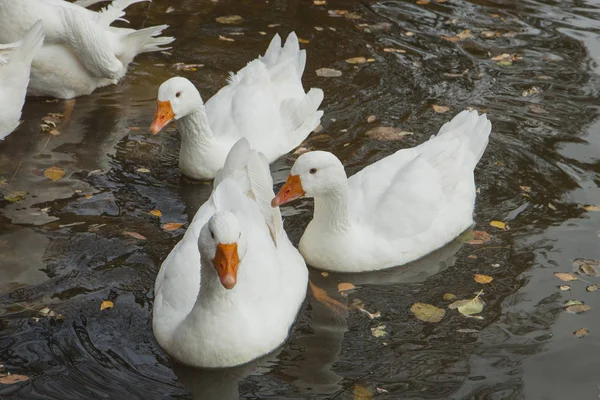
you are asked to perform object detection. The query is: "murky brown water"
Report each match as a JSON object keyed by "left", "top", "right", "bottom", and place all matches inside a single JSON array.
[{"left": 1, "top": 0, "right": 600, "bottom": 398}]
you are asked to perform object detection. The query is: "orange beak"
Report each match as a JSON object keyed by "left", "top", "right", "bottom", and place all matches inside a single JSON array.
[
  {"left": 212, "top": 243, "right": 239, "bottom": 289},
  {"left": 149, "top": 100, "right": 175, "bottom": 134},
  {"left": 271, "top": 174, "right": 305, "bottom": 207}
]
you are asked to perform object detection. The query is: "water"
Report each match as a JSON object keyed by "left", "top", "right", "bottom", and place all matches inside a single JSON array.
[{"left": 1, "top": 0, "right": 600, "bottom": 398}]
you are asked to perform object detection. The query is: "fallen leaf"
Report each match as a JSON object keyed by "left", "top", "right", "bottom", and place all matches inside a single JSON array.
[
  {"left": 259, "top": 31, "right": 267, "bottom": 35},
  {"left": 128, "top": 126, "right": 142, "bottom": 131},
  {"left": 298, "top": 38, "right": 310, "bottom": 44},
  {"left": 268, "top": 24, "right": 281, "bottom": 28},
  {"left": 529, "top": 104, "right": 547, "bottom": 114},
  {"left": 123, "top": 231, "right": 146, "bottom": 240},
  {"left": 383, "top": 47, "right": 406, "bottom": 53},
  {"left": 216, "top": 15, "right": 243, "bottom": 24},
  {"left": 441, "top": 29, "right": 472, "bottom": 42},
  {"left": 346, "top": 56, "right": 367, "bottom": 64},
  {"left": 566, "top": 304, "right": 591, "bottom": 314},
  {"left": 554, "top": 272, "right": 578, "bottom": 282},
  {"left": 449, "top": 290, "right": 484, "bottom": 317},
  {"left": 321, "top": 271, "right": 329, "bottom": 277},
  {"left": 468, "top": 254, "right": 477, "bottom": 259},
  {"left": 149, "top": 209, "right": 162, "bottom": 217},
  {"left": 329, "top": 9, "right": 348, "bottom": 16},
  {"left": 522, "top": 87, "right": 541, "bottom": 97},
  {"left": 100, "top": 300, "right": 114, "bottom": 311},
  {"left": 365, "top": 127, "right": 413, "bottom": 141},
  {"left": 559, "top": 285, "right": 571, "bottom": 291},
  {"left": 338, "top": 282, "right": 356, "bottom": 292},
  {"left": 416, "top": 0, "right": 430, "bottom": 4},
  {"left": 0, "top": 374, "right": 29, "bottom": 385},
  {"left": 432, "top": 104, "right": 450, "bottom": 113},
  {"left": 309, "top": 280, "right": 347, "bottom": 311},
  {"left": 371, "top": 324, "right": 387, "bottom": 337},
  {"left": 410, "top": 302, "right": 445, "bottom": 322},
  {"left": 162, "top": 222, "right": 184, "bottom": 231},
  {"left": 316, "top": 67, "right": 342, "bottom": 77},
  {"left": 574, "top": 328, "right": 589, "bottom": 338},
  {"left": 44, "top": 166, "right": 65, "bottom": 182},
  {"left": 314, "top": 26, "right": 323, "bottom": 31},
  {"left": 41, "top": 112, "right": 64, "bottom": 125},
  {"left": 376, "top": 387, "right": 389, "bottom": 394},
  {"left": 367, "top": 115, "right": 377, "bottom": 123},
  {"left": 443, "top": 293, "right": 457, "bottom": 301},
  {"left": 137, "top": 168, "right": 150, "bottom": 173},
  {"left": 353, "top": 384, "right": 373, "bottom": 400},
  {"left": 490, "top": 220, "right": 507, "bottom": 230},
  {"left": 172, "top": 62, "right": 204, "bottom": 71},
  {"left": 294, "top": 147, "right": 310, "bottom": 155},
  {"left": 444, "top": 70, "right": 469, "bottom": 77},
  {"left": 49, "top": 129, "right": 60, "bottom": 136},
  {"left": 165, "top": 6, "right": 174, "bottom": 13},
  {"left": 457, "top": 328, "right": 479, "bottom": 333},
  {"left": 344, "top": 12, "right": 361, "bottom": 20},
  {"left": 39, "top": 307, "right": 51, "bottom": 316},
  {"left": 572, "top": 259, "right": 600, "bottom": 276},
  {"left": 564, "top": 300, "right": 583, "bottom": 307},
  {"left": 474, "top": 274, "right": 493, "bottom": 284},
  {"left": 4, "top": 190, "right": 26, "bottom": 203},
  {"left": 314, "top": 0, "right": 326, "bottom": 4},
  {"left": 218, "top": 35, "right": 235, "bottom": 42},
  {"left": 520, "top": 185, "right": 531, "bottom": 193},
  {"left": 584, "top": 205, "right": 600, "bottom": 211},
  {"left": 350, "top": 299, "right": 381, "bottom": 319},
  {"left": 466, "top": 230, "right": 491, "bottom": 245},
  {"left": 586, "top": 285, "right": 599, "bottom": 292}
]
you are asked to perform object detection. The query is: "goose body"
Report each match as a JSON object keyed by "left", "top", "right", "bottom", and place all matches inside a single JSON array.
[
  {"left": 0, "top": 0, "right": 174, "bottom": 99},
  {"left": 272, "top": 110, "right": 492, "bottom": 272},
  {"left": 0, "top": 20, "right": 44, "bottom": 140},
  {"left": 152, "top": 139, "right": 308, "bottom": 368},
  {"left": 149, "top": 32, "right": 324, "bottom": 180}
]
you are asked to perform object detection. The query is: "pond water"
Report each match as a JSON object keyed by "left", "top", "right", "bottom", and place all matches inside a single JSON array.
[{"left": 1, "top": 0, "right": 600, "bottom": 398}]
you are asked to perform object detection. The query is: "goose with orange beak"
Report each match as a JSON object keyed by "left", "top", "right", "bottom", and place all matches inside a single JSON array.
[
  {"left": 272, "top": 110, "right": 492, "bottom": 273},
  {"left": 152, "top": 139, "right": 308, "bottom": 368},
  {"left": 147, "top": 32, "right": 324, "bottom": 181}
]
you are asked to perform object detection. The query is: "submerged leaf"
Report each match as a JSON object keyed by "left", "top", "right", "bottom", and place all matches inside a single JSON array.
[
  {"left": 353, "top": 384, "right": 373, "bottom": 400},
  {"left": 411, "top": 302, "right": 445, "bottom": 322},
  {"left": 572, "top": 258, "right": 600, "bottom": 276},
  {"left": 467, "top": 230, "right": 491, "bottom": 244},
  {"left": 583, "top": 205, "right": 600, "bottom": 211}
]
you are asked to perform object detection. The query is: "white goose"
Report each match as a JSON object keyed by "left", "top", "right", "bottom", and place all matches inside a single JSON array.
[
  {"left": 0, "top": 20, "right": 44, "bottom": 140},
  {"left": 0, "top": 0, "right": 174, "bottom": 99},
  {"left": 149, "top": 32, "right": 324, "bottom": 181},
  {"left": 272, "top": 110, "right": 492, "bottom": 272},
  {"left": 152, "top": 139, "right": 308, "bottom": 368}
]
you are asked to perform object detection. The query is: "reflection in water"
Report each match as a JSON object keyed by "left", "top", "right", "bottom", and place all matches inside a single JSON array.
[{"left": 1, "top": 0, "right": 600, "bottom": 398}]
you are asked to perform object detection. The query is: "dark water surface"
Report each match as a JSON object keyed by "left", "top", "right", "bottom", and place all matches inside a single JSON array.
[{"left": 1, "top": 0, "right": 600, "bottom": 398}]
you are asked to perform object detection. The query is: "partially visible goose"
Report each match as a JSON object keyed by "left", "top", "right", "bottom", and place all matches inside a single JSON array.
[
  {"left": 0, "top": 0, "right": 174, "bottom": 99},
  {"left": 152, "top": 139, "right": 308, "bottom": 368},
  {"left": 272, "top": 110, "right": 492, "bottom": 272},
  {"left": 0, "top": 20, "right": 44, "bottom": 140},
  {"left": 149, "top": 32, "right": 324, "bottom": 181}
]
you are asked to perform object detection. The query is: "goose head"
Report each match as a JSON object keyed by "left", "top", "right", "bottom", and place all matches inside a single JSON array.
[
  {"left": 150, "top": 77, "right": 204, "bottom": 134},
  {"left": 272, "top": 151, "right": 347, "bottom": 207},
  {"left": 198, "top": 211, "right": 248, "bottom": 290}
]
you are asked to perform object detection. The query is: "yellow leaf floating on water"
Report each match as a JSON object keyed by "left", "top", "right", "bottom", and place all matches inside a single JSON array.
[
  {"left": 162, "top": 222, "right": 185, "bottom": 231},
  {"left": 4, "top": 190, "right": 26, "bottom": 203},
  {"left": 298, "top": 38, "right": 310, "bottom": 44},
  {"left": 149, "top": 209, "right": 162, "bottom": 217},
  {"left": 410, "top": 302, "right": 445, "bottom": 322},
  {"left": 474, "top": 274, "right": 493, "bottom": 284},
  {"left": 554, "top": 272, "right": 578, "bottom": 282},
  {"left": 338, "top": 282, "right": 356, "bottom": 292},
  {"left": 432, "top": 104, "right": 450, "bottom": 113},
  {"left": 100, "top": 300, "right": 114, "bottom": 311},
  {"left": 353, "top": 384, "right": 373, "bottom": 400},
  {"left": 584, "top": 205, "right": 600, "bottom": 211},
  {"left": 346, "top": 56, "right": 368, "bottom": 64},
  {"left": 574, "top": 328, "right": 589, "bottom": 338},
  {"left": 0, "top": 374, "right": 30, "bottom": 385},
  {"left": 490, "top": 220, "right": 507, "bottom": 230},
  {"left": 449, "top": 290, "right": 484, "bottom": 317},
  {"left": 215, "top": 15, "right": 243, "bottom": 24},
  {"left": 44, "top": 166, "right": 65, "bottom": 182},
  {"left": 443, "top": 293, "right": 457, "bottom": 301}
]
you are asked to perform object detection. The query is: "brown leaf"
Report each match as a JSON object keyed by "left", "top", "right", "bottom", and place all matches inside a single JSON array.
[
  {"left": 574, "top": 328, "right": 589, "bottom": 338},
  {"left": 216, "top": 15, "right": 243, "bottom": 24},
  {"left": 432, "top": 104, "right": 450, "bottom": 113},
  {"left": 309, "top": 280, "right": 347, "bottom": 311},
  {"left": 44, "top": 166, "right": 65, "bottom": 182},
  {"left": 474, "top": 274, "right": 493, "bottom": 284},
  {"left": 353, "top": 384, "right": 373, "bottom": 400},
  {"left": 584, "top": 205, "right": 600, "bottom": 211},
  {"left": 0, "top": 374, "right": 29, "bottom": 385},
  {"left": 366, "top": 127, "right": 413, "bottom": 141},
  {"left": 123, "top": 231, "right": 146, "bottom": 240},
  {"left": 566, "top": 304, "right": 591, "bottom": 314},
  {"left": 411, "top": 302, "right": 445, "bottom": 322},
  {"left": 554, "top": 272, "right": 578, "bottom": 282},
  {"left": 467, "top": 230, "right": 491, "bottom": 245},
  {"left": 367, "top": 115, "right": 377, "bottom": 123},
  {"left": 298, "top": 38, "right": 310, "bottom": 44},
  {"left": 321, "top": 271, "right": 329, "bottom": 277},
  {"left": 100, "top": 300, "right": 114, "bottom": 311},
  {"left": 149, "top": 209, "right": 162, "bottom": 217},
  {"left": 162, "top": 222, "right": 185, "bottom": 231},
  {"left": 338, "top": 282, "right": 356, "bottom": 292}
]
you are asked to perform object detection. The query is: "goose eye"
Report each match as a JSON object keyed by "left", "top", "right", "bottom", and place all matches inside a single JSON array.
[
  {"left": 176, "top": 91, "right": 181, "bottom": 98},
  {"left": 309, "top": 168, "right": 317, "bottom": 174}
]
